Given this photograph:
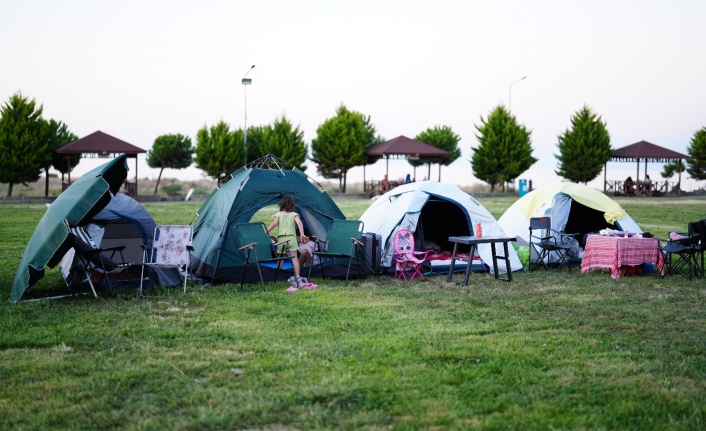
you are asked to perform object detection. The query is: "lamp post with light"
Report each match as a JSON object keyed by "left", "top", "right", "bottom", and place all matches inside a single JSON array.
[
  {"left": 508, "top": 76, "right": 527, "bottom": 112},
  {"left": 242, "top": 65, "right": 255, "bottom": 166}
]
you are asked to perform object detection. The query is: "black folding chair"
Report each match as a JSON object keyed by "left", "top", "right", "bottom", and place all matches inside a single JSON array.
[
  {"left": 66, "top": 225, "right": 133, "bottom": 297},
  {"left": 659, "top": 231, "right": 700, "bottom": 279},
  {"left": 688, "top": 219, "right": 706, "bottom": 278},
  {"left": 528, "top": 217, "right": 577, "bottom": 271}
]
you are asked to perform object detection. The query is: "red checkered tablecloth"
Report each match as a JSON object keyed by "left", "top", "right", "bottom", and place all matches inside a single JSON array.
[{"left": 581, "top": 235, "right": 663, "bottom": 279}]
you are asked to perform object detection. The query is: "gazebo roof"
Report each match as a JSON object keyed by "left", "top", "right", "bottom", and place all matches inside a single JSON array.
[
  {"left": 56, "top": 130, "right": 146, "bottom": 156},
  {"left": 611, "top": 140, "right": 688, "bottom": 163},
  {"left": 365, "top": 135, "right": 450, "bottom": 159}
]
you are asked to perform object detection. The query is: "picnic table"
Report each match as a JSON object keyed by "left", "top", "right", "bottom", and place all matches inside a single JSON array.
[
  {"left": 581, "top": 234, "right": 663, "bottom": 279},
  {"left": 446, "top": 235, "right": 517, "bottom": 285}
]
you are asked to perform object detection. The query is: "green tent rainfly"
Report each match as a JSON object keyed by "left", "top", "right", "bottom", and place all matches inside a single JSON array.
[{"left": 11, "top": 155, "right": 128, "bottom": 302}]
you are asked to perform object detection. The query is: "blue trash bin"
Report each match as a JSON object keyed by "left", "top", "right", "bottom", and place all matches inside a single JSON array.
[{"left": 519, "top": 179, "right": 529, "bottom": 197}]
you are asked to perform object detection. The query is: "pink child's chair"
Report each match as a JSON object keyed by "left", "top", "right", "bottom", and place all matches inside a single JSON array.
[{"left": 393, "top": 229, "right": 430, "bottom": 281}]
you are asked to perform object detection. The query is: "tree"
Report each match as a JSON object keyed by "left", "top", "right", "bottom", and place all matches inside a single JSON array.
[
  {"left": 311, "top": 104, "right": 383, "bottom": 192},
  {"left": 555, "top": 105, "right": 612, "bottom": 184},
  {"left": 471, "top": 105, "right": 536, "bottom": 192},
  {"left": 0, "top": 92, "right": 47, "bottom": 197},
  {"left": 686, "top": 126, "right": 706, "bottom": 181},
  {"left": 147, "top": 133, "right": 194, "bottom": 194},
  {"left": 412, "top": 125, "right": 462, "bottom": 181},
  {"left": 194, "top": 121, "right": 243, "bottom": 182},
  {"left": 44, "top": 119, "right": 78, "bottom": 196},
  {"left": 661, "top": 159, "right": 685, "bottom": 180},
  {"left": 260, "top": 115, "right": 307, "bottom": 171},
  {"left": 245, "top": 125, "right": 268, "bottom": 161}
]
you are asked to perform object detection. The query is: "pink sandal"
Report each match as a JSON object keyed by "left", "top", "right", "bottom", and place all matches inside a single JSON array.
[{"left": 304, "top": 283, "right": 318, "bottom": 290}]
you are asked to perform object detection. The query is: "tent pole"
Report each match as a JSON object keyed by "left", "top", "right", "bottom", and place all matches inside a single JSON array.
[
  {"left": 603, "top": 162, "right": 607, "bottom": 192},
  {"left": 438, "top": 163, "right": 441, "bottom": 182}
]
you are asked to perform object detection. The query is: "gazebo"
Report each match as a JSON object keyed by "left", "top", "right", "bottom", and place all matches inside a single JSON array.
[
  {"left": 364, "top": 136, "right": 450, "bottom": 190},
  {"left": 56, "top": 131, "right": 146, "bottom": 197},
  {"left": 605, "top": 140, "right": 688, "bottom": 196}
]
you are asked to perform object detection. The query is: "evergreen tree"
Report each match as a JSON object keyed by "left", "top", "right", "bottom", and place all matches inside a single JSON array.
[
  {"left": 412, "top": 125, "right": 462, "bottom": 181},
  {"left": 147, "top": 133, "right": 194, "bottom": 194},
  {"left": 686, "top": 127, "right": 706, "bottom": 181},
  {"left": 44, "top": 119, "right": 78, "bottom": 196},
  {"left": 261, "top": 115, "right": 307, "bottom": 171},
  {"left": 471, "top": 105, "right": 536, "bottom": 192},
  {"left": 245, "top": 125, "right": 268, "bottom": 161},
  {"left": 555, "top": 105, "right": 612, "bottom": 183},
  {"left": 311, "top": 104, "right": 382, "bottom": 193},
  {"left": 0, "top": 92, "right": 47, "bottom": 196},
  {"left": 194, "top": 121, "right": 242, "bottom": 182}
]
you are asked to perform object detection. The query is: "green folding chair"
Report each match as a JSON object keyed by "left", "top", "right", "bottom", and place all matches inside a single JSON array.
[
  {"left": 309, "top": 219, "right": 364, "bottom": 284},
  {"left": 233, "top": 222, "right": 293, "bottom": 291}
]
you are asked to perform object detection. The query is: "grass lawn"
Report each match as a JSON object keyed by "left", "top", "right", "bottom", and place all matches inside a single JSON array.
[{"left": 1, "top": 196, "right": 705, "bottom": 430}]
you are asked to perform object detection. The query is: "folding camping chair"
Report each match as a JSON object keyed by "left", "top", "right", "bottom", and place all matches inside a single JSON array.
[
  {"left": 393, "top": 229, "right": 430, "bottom": 281},
  {"left": 139, "top": 225, "right": 193, "bottom": 296},
  {"left": 233, "top": 222, "right": 294, "bottom": 291},
  {"left": 659, "top": 228, "right": 701, "bottom": 279},
  {"left": 689, "top": 219, "right": 706, "bottom": 278},
  {"left": 66, "top": 224, "right": 133, "bottom": 297},
  {"left": 309, "top": 219, "right": 365, "bottom": 284},
  {"left": 528, "top": 217, "right": 578, "bottom": 271}
]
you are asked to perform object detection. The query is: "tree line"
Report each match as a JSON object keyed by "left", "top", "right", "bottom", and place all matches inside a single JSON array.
[{"left": 2, "top": 91, "right": 705, "bottom": 197}]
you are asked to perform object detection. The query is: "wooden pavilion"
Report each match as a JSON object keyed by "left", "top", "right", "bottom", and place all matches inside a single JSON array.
[
  {"left": 55, "top": 131, "right": 146, "bottom": 197},
  {"left": 364, "top": 136, "right": 450, "bottom": 192},
  {"left": 604, "top": 140, "right": 688, "bottom": 196}
]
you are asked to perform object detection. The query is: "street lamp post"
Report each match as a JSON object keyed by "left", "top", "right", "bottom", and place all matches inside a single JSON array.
[
  {"left": 508, "top": 76, "right": 527, "bottom": 112},
  {"left": 242, "top": 65, "right": 255, "bottom": 166}
]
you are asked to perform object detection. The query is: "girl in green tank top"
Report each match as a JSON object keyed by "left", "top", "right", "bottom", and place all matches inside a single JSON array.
[{"left": 267, "top": 196, "right": 307, "bottom": 287}]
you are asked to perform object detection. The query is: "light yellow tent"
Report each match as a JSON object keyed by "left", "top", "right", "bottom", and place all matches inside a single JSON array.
[{"left": 498, "top": 183, "right": 641, "bottom": 247}]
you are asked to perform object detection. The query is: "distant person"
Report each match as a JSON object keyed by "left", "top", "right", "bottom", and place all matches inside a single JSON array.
[
  {"left": 405, "top": 174, "right": 412, "bottom": 184},
  {"left": 639, "top": 174, "right": 652, "bottom": 196},
  {"left": 267, "top": 196, "right": 306, "bottom": 289},
  {"left": 624, "top": 176, "right": 635, "bottom": 195},
  {"left": 380, "top": 175, "right": 390, "bottom": 193}
]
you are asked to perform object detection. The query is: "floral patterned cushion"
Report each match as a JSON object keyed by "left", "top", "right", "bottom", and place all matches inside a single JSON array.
[{"left": 151, "top": 225, "right": 192, "bottom": 267}]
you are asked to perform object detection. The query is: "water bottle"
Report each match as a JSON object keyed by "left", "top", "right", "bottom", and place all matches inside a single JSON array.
[{"left": 475, "top": 222, "right": 482, "bottom": 237}]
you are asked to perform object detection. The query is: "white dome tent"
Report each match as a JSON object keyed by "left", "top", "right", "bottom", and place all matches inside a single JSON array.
[{"left": 360, "top": 181, "right": 523, "bottom": 275}]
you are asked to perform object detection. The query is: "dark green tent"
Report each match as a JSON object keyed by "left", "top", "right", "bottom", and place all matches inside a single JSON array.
[{"left": 190, "top": 155, "right": 360, "bottom": 284}]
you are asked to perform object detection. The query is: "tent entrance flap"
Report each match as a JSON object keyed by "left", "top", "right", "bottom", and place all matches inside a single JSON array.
[
  {"left": 419, "top": 198, "right": 471, "bottom": 251},
  {"left": 564, "top": 201, "right": 617, "bottom": 244}
]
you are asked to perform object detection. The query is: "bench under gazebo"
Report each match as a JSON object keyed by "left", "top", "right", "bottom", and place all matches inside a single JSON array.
[{"left": 56, "top": 131, "right": 146, "bottom": 198}]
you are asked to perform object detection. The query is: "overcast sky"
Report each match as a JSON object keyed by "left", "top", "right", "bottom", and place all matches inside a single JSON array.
[{"left": 2, "top": 0, "right": 705, "bottom": 191}]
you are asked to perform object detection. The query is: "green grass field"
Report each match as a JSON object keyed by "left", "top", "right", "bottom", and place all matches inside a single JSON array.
[{"left": 1, "top": 196, "right": 705, "bottom": 430}]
